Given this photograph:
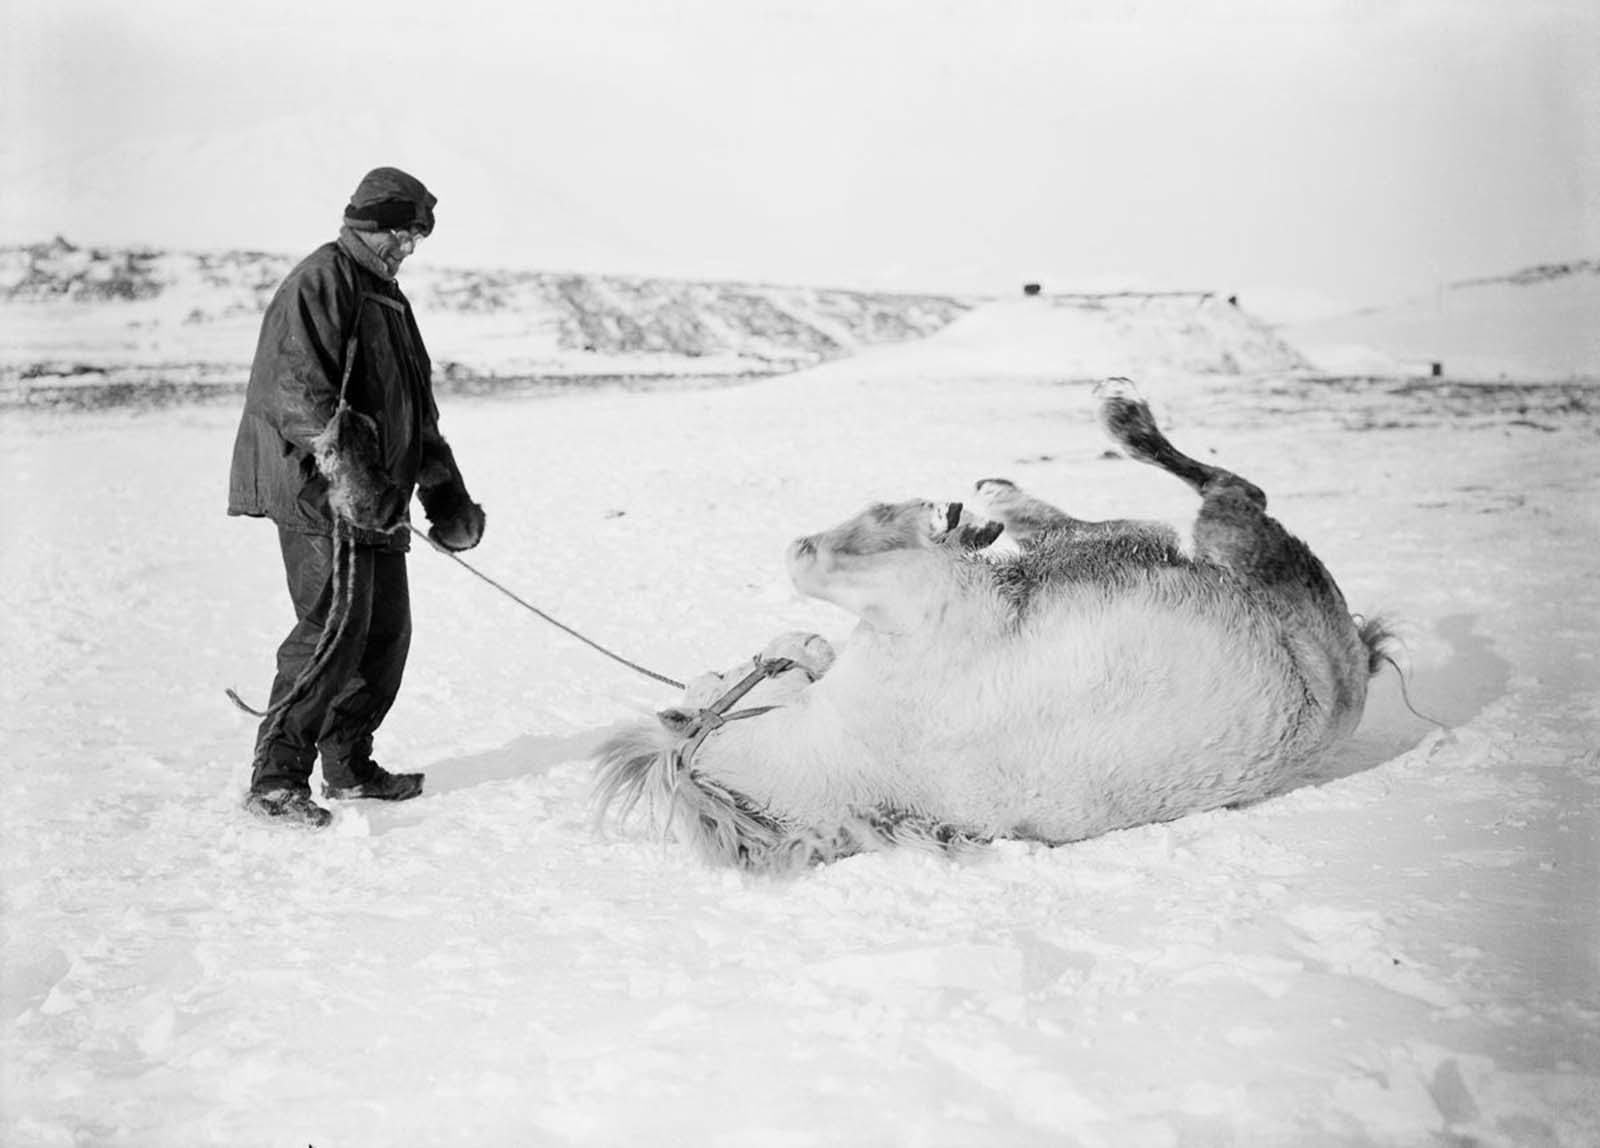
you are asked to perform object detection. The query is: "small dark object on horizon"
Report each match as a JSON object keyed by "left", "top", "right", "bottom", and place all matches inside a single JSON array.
[{"left": 1023, "top": 283, "right": 1042, "bottom": 296}]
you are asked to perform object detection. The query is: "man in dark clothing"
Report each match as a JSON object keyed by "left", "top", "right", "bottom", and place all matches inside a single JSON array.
[{"left": 228, "top": 166, "right": 485, "bottom": 828}]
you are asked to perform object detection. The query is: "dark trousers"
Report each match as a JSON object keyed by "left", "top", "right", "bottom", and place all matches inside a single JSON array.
[{"left": 251, "top": 526, "right": 412, "bottom": 793}]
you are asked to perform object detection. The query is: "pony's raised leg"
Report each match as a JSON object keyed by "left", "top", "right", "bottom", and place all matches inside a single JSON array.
[
  {"left": 1095, "top": 375, "right": 1385, "bottom": 744},
  {"left": 786, "top": 499, "right": 999, "bottom": 631},
  {"left": 970, "top": 478, "right": 1081, "bottom": 550},
  {"left": 1094, "top": 377, "right": 1310, "bottom": 583},
  {"left": 972, "top": 476, "right": 1180, "bottom": 553}
]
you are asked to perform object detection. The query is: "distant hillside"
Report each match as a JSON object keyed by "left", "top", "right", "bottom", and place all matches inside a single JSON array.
[
  {"left": 2, "top": 238, "right": 1313, "bottom": 407},
  {"left": 1283, "top": 259, "right": 1600, "bottom": 381},
  {"left": 0, "top": 237, "right": 972, "bottom": 384},
  {"left": 1453, "top": 259, "right": 1598, "bottom": 289},
  {"left": 843, "top": 293, "right": 1312, "bottom": 383}
]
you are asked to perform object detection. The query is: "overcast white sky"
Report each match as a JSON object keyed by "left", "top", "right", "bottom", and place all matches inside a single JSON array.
[{"left": 3, "top": 0, "right": 1596, "bottom": 314}]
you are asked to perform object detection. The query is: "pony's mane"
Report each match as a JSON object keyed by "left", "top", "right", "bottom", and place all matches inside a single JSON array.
[{"left": 591, "top": 720, "right": 985, "bottom": 873}]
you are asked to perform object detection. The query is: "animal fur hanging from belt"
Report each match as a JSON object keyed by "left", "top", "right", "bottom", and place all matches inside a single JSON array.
[{"left": 312, "top": 405, "right": 404, "bottom": 532}]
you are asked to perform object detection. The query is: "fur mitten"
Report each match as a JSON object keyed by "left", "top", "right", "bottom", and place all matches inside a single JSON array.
[
  {"left": 428, "top": 499, "right": 486, "bottom": 552},
  {"left": 416, "top": 437, "right": 484, "bottom": 551},
  {"left": 311, "top": 406, "right": 403, "bottom": 532}
]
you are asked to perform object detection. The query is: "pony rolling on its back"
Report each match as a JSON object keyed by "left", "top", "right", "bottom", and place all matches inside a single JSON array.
[{"left": 594, "top": 378, "right": 1391, "bottom": 871}]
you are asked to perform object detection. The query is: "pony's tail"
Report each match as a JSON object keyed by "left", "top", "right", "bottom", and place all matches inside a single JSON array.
[
  {"left": 1354, "top": 612, "right": 1446, "bottom": 728},
  {"left": 1355, "top": 612, "right": 1399, "bottom": 678}
]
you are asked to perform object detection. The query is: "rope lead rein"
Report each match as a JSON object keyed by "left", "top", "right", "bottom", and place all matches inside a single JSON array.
[{"left": 409, "top": 524, "right": 686, "bottom": 690}]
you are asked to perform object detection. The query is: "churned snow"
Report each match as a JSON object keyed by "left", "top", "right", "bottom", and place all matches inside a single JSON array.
[{"left": 2, "top": 296, "right": 1597, "bottom": 1147}]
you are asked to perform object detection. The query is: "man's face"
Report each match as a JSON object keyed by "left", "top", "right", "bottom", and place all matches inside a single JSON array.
[{"left": 370, "top": 228, "right": 426, "bottom": 274}]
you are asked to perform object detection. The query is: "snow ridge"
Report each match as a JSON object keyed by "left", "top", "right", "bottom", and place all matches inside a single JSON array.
[
  {"left": 1451, "top": 258, "right": 1599, "bottom": 290},
  {"left": 0, "top": 236, "right": 971, "bottom": 372},
  {"left": 0, "top": 239, "right": 1316, "bottom": 407}
]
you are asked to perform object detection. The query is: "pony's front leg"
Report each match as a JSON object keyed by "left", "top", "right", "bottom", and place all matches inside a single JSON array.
[
  {"left": 659, "top": 631, "right": 834, "bottom": 735},
  {"left": 758, "top": 631, "right": 836, "bottom": 679},
  {"left": 786, "top": 499, "right": 998, "bottom": 632},
  {"left": 681, "top": 632, "right": 834, "bottom": 708}
]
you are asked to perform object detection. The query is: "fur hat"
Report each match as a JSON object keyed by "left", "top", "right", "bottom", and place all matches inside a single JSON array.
[{"left": 343, "top": 167, "right": 437, "bottom": 235}]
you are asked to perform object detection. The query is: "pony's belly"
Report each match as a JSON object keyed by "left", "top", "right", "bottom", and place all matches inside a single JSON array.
[
  {"left": 840, "top": 605, "right": 1319, "bottom": 838},
  {"left": 931, "top": 716, "right": 1304, "bottom": 841},
  {"left": 913, "top": 685, "right": 1299, "bottom": 839}
]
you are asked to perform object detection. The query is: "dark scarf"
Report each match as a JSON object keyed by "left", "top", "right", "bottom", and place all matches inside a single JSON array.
[{"left": 337, "top": 226, "right": 399, "bottom": 281}]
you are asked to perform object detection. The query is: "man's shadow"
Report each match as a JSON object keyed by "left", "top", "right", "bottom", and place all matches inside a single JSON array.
[{"left": 425, "top": 727, "right": 613, "bottom": 795}]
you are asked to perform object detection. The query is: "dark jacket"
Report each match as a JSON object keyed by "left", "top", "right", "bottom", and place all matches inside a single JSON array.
[{"left": 227, "top": 230, "right": 469, "bottom": 551}]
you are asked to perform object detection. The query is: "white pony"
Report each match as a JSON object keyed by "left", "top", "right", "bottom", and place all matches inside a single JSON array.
[{"left": 594, "top": 378, "right": 1391, "bottom": 870}]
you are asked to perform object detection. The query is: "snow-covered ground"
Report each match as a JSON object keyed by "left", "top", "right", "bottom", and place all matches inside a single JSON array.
[{"left": 2, "top": 303, "right": 1597, "bottom": 1146}]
